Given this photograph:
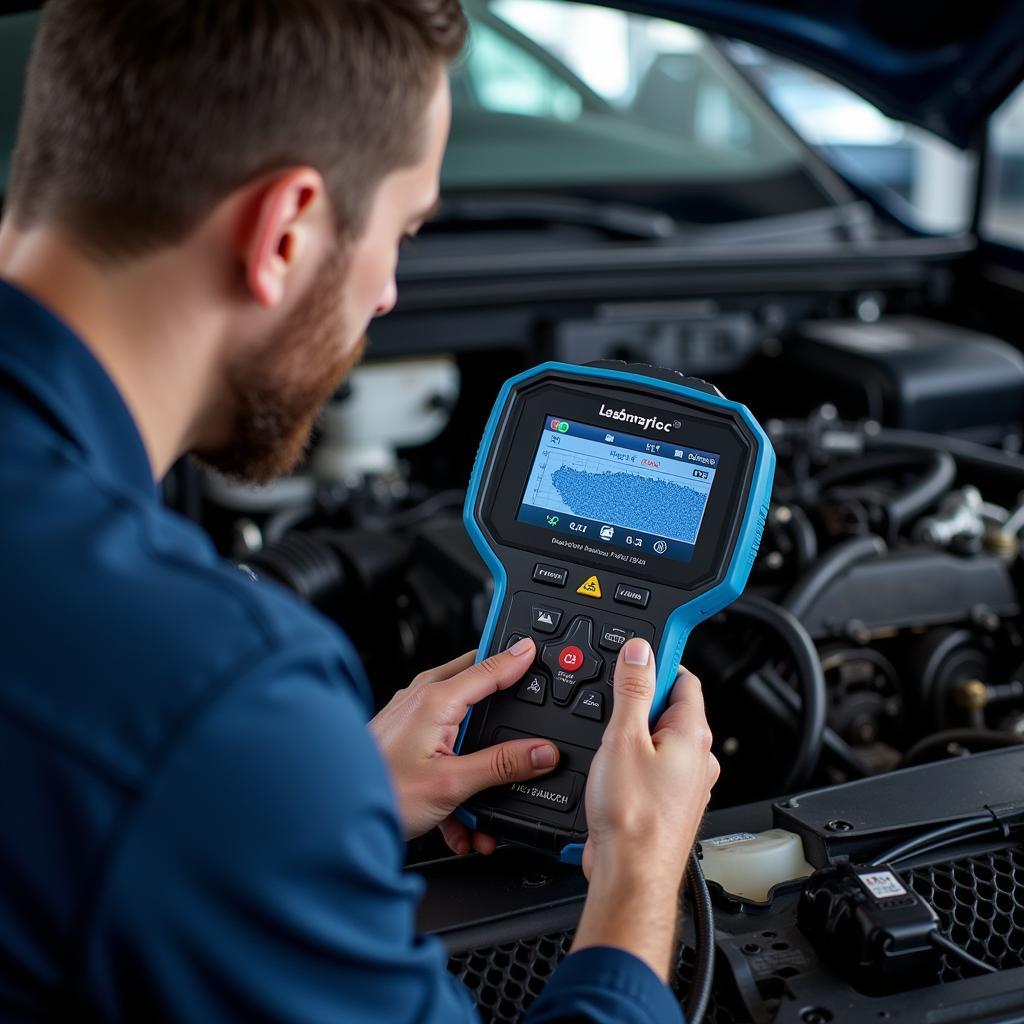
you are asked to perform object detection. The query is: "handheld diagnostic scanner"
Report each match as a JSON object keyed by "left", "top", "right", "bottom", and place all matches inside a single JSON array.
[{"left": 455, "top": 361, "right": 775, "bottom": 862}]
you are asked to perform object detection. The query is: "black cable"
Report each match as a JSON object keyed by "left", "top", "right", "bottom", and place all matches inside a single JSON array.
[
  {"left": 685, "top": 850, "right": 714, "bottom": 1024},
  {"left": 887, "top": 826, "right": 999, "bottom": 868},
  {"left": 375, "top": 489, "right": 466, "bottom": 529},
  {"left": 902, "top": 729, "right": 1024, "bottom": 769},
  {"left": 728, "top": 597, "right": 827, "bottom": 792},
  {"left": 869, "top": 815, "right": 996, "bottom": 868},
  {"left": 782, "top": 535, "right": 887, "bottom": 623},
  {"left": 930, "top": 932, "right": 997, "bottom": 974}
]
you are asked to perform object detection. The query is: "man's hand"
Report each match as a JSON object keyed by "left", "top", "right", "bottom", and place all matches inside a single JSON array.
[
  {"left": 573, "top": 637, "right": 720, "bottom": 981},
  {"left": 369, "top": 638, "right": 559, "bottom": 853}
]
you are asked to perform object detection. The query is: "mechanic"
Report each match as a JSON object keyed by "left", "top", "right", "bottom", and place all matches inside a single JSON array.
[{"left": 0, "top": 2, "right": 719, "bottom": 1021}]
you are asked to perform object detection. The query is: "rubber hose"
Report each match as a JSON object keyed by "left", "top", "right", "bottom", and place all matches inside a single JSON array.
[
  {"left": 239, "top": 533, "right": 345, "bottom": 603},
  {"left": 784, "top": 504, "right": 818, "bottom": 568},
  {"left": 783, "top": 534, "right": 887, "bottom": 623},
  {"left": 744, "top": 670, "right": 868, "bottom": 779},
  {"left": 685, "top": 850, "right": 715, "bottom": 1024},
  {"left": 872, "top": 428, "right": 1024, "bottom": 478},
  {"left": 728, "top": 596, "right": 827, "bottom": 793},
  {"left": 886, "top": 450, "right": 956, "bottom": 540},
  {"left": 810, "top": 452, "right": 930, "bottom": 495},
  {"left": 902, "top": 728, "right": 1024, "bottom": 768},
  {"left": 812, "top": 450, "right": 955, "bottom": 540}
]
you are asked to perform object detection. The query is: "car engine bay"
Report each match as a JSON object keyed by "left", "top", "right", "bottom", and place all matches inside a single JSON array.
[{"left": 169, "top": 256, "right": 1024, "bottom": 1021}]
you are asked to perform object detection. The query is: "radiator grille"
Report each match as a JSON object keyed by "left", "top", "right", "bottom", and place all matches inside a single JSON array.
[
  {"left": 447, "top": 929, "right": 751, "bottom": 1024},
  {"left": 908, "top": 845, "right": 1024, "bottom": 981}
]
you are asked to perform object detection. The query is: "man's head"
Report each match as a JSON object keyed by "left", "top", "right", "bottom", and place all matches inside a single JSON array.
[{"left": 5, "top": 0, "right": 465, "bottom": 482}]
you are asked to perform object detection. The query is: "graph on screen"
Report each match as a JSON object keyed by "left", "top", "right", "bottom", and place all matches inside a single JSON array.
[{"left": 527, "top": 448, "right": 711, "bottom": 545}]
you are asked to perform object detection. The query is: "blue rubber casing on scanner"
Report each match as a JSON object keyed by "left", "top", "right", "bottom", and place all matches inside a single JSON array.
[{"left": 454, "top": 362, "right": 775, "bottom": 863}]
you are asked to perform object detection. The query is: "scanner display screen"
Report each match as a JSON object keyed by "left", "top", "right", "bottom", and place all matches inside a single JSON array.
[{"left": 516, "top": 415, "right": 721, "bottom": 564}]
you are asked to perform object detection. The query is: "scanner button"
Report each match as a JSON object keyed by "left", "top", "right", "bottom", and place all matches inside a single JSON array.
[
  {"left": 542, "top": 617, "right": 603, "bottom": 688},
  {"left": 558, "top": 646, "right": 584, "bottom": 673},
  {"left": 504, "top": 633, "right": 529, "bottom": 651},
  {"left": 552, "top": 677, "right": 576, "bottom": 703},
  {"left": 572, "top": 689, "right": 604, "bottom": 721},
  {"left": 533, "top": 564, "right": 568, "bottom": 588},
  {"left": 531, "top": 606, "right": 563, "bottom": 634},
  {"left": 516, "top": 674, "right": 547, "bottom": 706},
  {"left": 599, "top": 625, "right": 635, "bottom": 652},
  {"left": 614, "top": 584, "right": 651, "bottom": 609}
]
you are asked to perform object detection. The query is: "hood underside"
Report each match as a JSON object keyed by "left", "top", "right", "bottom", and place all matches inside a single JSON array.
[{"left": 620, "top": 0, "right": 1024, "bottom": 147}]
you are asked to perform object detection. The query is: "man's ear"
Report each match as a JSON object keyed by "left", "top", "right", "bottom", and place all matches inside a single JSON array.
[{"left": 241, "top": 167, "right": 329, "bottom": 309}]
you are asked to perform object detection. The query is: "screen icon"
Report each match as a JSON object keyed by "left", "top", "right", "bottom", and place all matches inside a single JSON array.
[
  {"left": 557, "top": 421, "right": 570, "bottom": 434},
  {"left": 653, "top": 540, "right": 668, "bottom": 555},
  {"left": 546, "top": 515, "right": 560, "bottom": 527},
  {"left": 674, "top": 449, "right": 686, "bottom": 459},
  {"left": 599, "top": 525, "right": 615, "bottom": 541},
  {"left": 605, "top": 434, "right": 615, "bottom": 443}
]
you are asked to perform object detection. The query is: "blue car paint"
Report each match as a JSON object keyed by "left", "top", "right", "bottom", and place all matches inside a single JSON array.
[{"left": 633, "top": 0, "right": 1024, "bottom": 148}]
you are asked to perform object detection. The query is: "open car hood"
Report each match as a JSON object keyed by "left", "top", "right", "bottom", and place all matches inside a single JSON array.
[
  {"left": 5, "top": 0, "right": 1024, "bottom": 148},
  {"left": 627, "top": 0, "right": 1024, "bottom": 147}
]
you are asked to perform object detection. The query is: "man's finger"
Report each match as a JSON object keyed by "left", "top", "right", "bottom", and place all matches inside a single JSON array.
[
  {"left": 414, "top": 649, "right": 478, "bottom": 687},
  {"left": 471, "top": 831, "right": 498, "bottom": 856},
  {"left": 446, "top": 736, "right": 559, "bottom": 804},
  {"left": 439, "top": 816, "right": 473, "bottom": 856},
  {"left": 436, "top": 638, "right": 536, "bottom": 710},
  {"left": 607, "top": 638, "right": 657, "bottom": 739}
]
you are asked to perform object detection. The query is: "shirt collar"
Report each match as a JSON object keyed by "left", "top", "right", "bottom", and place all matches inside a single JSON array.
[{"left": 0, "top": 277, "right": 157, "bottom": 498}]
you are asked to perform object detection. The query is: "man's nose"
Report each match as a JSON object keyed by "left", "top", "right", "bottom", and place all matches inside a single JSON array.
[{"left": 374, "top": 278, "right": 398, "bottom": 318}]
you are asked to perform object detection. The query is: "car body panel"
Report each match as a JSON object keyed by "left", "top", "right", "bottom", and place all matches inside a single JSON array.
[{"left": 576, "top": 0, "right": 1024, "bottom": 147}]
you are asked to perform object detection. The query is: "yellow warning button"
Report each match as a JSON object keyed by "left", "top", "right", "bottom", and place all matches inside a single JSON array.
[{"left": 576, "top": 575, "right": 603, "bottom": 599}]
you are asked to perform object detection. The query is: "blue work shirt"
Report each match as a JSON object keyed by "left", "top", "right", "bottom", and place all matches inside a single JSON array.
[{"left": 0, "top": 278, "right": 684, "bottom": 1023}]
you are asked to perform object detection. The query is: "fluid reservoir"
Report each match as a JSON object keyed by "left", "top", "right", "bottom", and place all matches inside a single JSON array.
[{"left": 701, "top": 829, "right": 813, "bottom": 903}]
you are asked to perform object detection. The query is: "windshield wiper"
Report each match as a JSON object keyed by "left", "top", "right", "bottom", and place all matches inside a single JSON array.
[{"left": 435, "top": 194, "right": 678, "bottom": 241}]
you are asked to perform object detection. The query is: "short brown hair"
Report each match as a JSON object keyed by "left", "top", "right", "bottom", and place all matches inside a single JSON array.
[{"left": 7, "top": 0, "right": 466, "bottom": 260}]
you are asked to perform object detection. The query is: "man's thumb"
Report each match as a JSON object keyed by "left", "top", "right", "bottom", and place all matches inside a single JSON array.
[{"left": 451, "top": 739, "right": 559, "bottom": 802}]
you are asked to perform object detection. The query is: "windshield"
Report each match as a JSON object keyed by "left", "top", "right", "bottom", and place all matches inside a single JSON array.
[
  {"left": 0, "top": 12, "right": 33, "bottom": 195},
  {"left": 444, "top": 0, "right": 845, "bottom": 225},
  {"left": 0, "top": 3, "right": 848, "bottom": 230}
]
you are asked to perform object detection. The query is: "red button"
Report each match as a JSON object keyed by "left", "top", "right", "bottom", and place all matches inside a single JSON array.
[{"left": 558, "top": 646, "right": 585, "bottom": 673}]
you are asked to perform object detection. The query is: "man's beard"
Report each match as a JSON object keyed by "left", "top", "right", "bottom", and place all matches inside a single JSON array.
[{"left": 197, "top": 249, "right": 366, "bottom": 486}]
